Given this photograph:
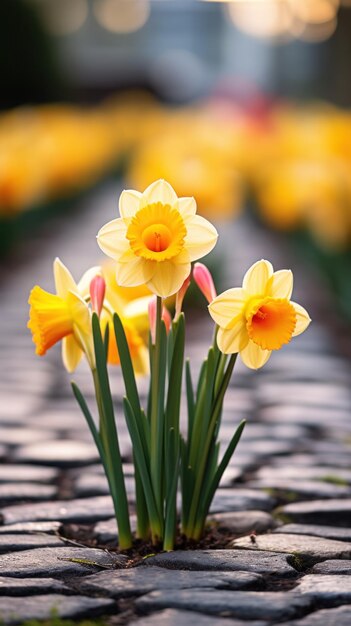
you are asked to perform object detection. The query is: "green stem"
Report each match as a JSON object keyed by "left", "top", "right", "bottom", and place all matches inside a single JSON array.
[
  {"left": 150, "top": 296, "right": 164, "bottom": 540},
  {"left": 92, "top": 369, "right": 132, "bottom": 549}
]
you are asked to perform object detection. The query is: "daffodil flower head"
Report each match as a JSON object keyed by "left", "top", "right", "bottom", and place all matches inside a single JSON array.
[
  {"left": 97, "top": 179, "right": 218, "bottom": 298},
  {"left": 28, "top": 258, "right": 94, "bottom": 372},
  {"left": 208, "top": 259, "right": 311, "bottom": 369}
]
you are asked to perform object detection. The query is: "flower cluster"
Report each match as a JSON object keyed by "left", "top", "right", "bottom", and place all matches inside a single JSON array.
[{"left": 28, "top": 179, "right": 310, "bottom": 550}]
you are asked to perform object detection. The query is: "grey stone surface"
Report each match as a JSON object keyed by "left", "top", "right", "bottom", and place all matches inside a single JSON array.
[
  {"left": 0, "top": 483, "right": 57, "bottom": 502},
  {"left": 0, "top": 521, "right": 62, "bottom": 535},
  {"left": 232, "top": 533, "right": 351, "bottom": 560},
  {"left": 136, "top": 590, "right": 313, "bottom": 621},
  {"left": 256, "top": 465, "right": 351, "bottom": 485},
  {"left": 0, "top": 546, "right": 125, "bottom": 577},
  {"left": 278, "top": 499, "right": 351, "bottom": 525},
  {"left": 209, "top": 511, "right": 278, "bottom": 535},
  {"left": 93, "top": 515, "right": 137, "bottom": 543},
  {"left": 210, "top": 489, "right": 276, "bottom": 513},
  {"left": 0, "top": 464, "right": 58, "bottom": 484},
  {"left": 13, "top": 440, "right": 99, "bottom": 466},
  {"left": 0, "top": 576, "right": 70, "bottom": 595},
  {"left": 128, "top": 608, "right": 268, "bottom": 626},
  {"left": 0, "top": 495, "right": 115, "bottom": 525},
  {"left": 274, "top": 523, "right": 351, "bottom": 542},
  {"left": 143, "top": 549, "right": 297, "bottom": 577},
  {"left": 310, "top": 559, "right": 351, "bottom": 574},
  {"left": 77, "top": 566, "right": 263, "bottom": 597},
  {"left": 248, "top": 479, "right": 351, "bottom": 499},
  {"left": 0, "top": 427, "right": 58, "bottom": 446},
  {"left": 0, "top": 534, "right": 63, "bottom": 552},
  {"left": 0, "top": 594, "right": 114, "bottom": 624},
  {"left": 296, "top": 574, "right": 351, "bottom": 604},
  {"left": 277, "top": 605, "right": 351, "bottom": 626},
  {"left": 0, "top": 445, "right": 7, "bottom": 460}
]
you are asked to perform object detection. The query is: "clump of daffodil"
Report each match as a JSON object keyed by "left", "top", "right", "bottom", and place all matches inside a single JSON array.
[
  {"left": 97, "top": 179, "right": 218, "bottom": 298},
  {"left": 28, "top": 258, "right": 94, "bottom": 371},
  {"left": 209, "top": 259, "right": 311, "bottom": 369}
]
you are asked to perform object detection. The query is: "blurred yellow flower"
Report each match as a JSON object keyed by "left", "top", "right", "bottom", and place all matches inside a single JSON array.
[
  {"left": 209, "top": 259, "right": 311, "bottom": 369},
  {"left": 97, "top": 179, "right": 218, "bottom": 298},
  {"left": 28, "top": 258, "right": 93, "bottom": 372}
]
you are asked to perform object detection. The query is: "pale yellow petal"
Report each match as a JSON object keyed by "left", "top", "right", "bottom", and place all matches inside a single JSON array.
[
  {"left": 243, "top": 260, "right": 273, "bottom": 296},
  {"left": 119, "top": 189, "right": 142, "bottom": 218},
  {"left": 217, "top": 322, "right": 248, "bottom": 354},
  {"left": 116, "top": 257, "right": 155, "bottom": 288},
  {"left": 178, "top": 196, "right": 197, "bottom": 219},
  {"left": 78, "top": 266, "right": 102, "bottom": 298},
  {"left": 142, "top": 179, "right": 178, "bottom": 207},
  {"left": 97, "top": 218, "right": 129, "bottom": 261},
  {"left": 62, "top": 335, "right": 83, "bottom": 373},
  {"left": 54, "top": 258, "right": 78, "bottom": 299},
  {"left": 147, "top": 260, "right": 191, "bottom": 298},
  {"left": 208, "top": 288, "right": 245, "bottom": 329},
  {"left": 66, "top": 291, "right": 91, "bottom": 334},
  {"left": 270, "top": 269, "right": 293, "bottom": 299},
  {"left": 240, "top": 340, "right": 272, "bottom": 370},
  {"left": 132, "top": 345, "right": 149, "bottom": 376},
  {"left": 184, "top": 215, "right": 218, "bottom": 262},
  {"left": 291, "top": 301, "right": 311, "bottom": 337}
]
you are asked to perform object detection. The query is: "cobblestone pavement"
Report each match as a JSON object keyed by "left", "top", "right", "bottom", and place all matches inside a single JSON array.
[{"left": 0, "top": 183, "right": 351, "bottom": 625}]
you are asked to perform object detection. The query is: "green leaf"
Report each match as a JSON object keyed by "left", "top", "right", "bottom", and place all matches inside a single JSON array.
[
  {"left": 113, "top": 313, "right": 141, "bottom": 420},
  {"left": 71, "top": 381, "right": 105, "bottom": 466},
  {"left": 185, "top": 359, "right": 195, "bottom": 445}
]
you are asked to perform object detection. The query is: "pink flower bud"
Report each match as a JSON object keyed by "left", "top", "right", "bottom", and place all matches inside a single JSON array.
[
  {"left": 175, "top": 275, "right": 191, "bottom": 319},
  {"left": 90, "top": 275, "right": 106, "bottom": 317},
  {"left": 193, "top": 263, "right": 217, "bottom": 303},
  {"left": 148, "top": 297, "right": 172, "bottom": 343}
]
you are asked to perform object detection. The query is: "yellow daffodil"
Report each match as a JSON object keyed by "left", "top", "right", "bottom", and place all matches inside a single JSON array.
[
  {"left": 209, "top": 259, "right": 311, "bottom": 369},
  {"left": 28, "top": 258, "right": 93, "bottom": 372},
  {"left": 97, "top": 179, "right": 218, "bottom": 298}
]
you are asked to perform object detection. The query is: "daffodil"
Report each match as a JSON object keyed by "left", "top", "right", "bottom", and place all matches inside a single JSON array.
[
  {"left": 97, "top": 179, "right": 218, "bottom": 298},
  {"left": 209, "top": 259, "right": 311, "bottom": 369},
  {"left": 28, "top": 258, "right": 93, "bottom": 372}
]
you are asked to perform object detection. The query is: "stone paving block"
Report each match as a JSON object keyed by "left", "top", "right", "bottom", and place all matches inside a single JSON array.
[
  {"left": 77, "top": 566, "right": 264, "bottom": 597},
  {"left": 232, "top": 533, "right": 351, "bottom": 561},
  {"left": 128, "top": 608, "right": 268, "bottom": 626},
  {"left": 93, "top": 516, "right": 137, "bottom": 543},
  {"left": 276, "top": 605, "right": 351, "bottom": 626},
  {"left": 310, "top": 560, "right": 351, "bottom": 574},
  {"left": 0, "top": 483, "right": 57, "bottom": 503},
  {"left": 210, "top": 489, "right": 276, "bottom": 513},
  {"left": 0, "top": 445, "right": 7, "bottom": 460},
  {"left": 0, "top": 546, "right": 125, "bottom": 577},
  {"left": 209, "top": 511, "right": 278, "bottom": 535},
  {"left": 0, "top": 495, "right": 115, "bottom": 525},
  {"left": 143, "top": 549, "right": 297, "bottom": 577},
  {"left": 13, "top": 440, "right": 100, "bottom": 467},
  {"left": 0, "top": 427, "right": 58, "bottom": 447},
  {"left": 256, "top": 465, "right": 351, "bottom": 485},
  {"left": 278, "top": 499, "right": 351, "bottom": 525},
  {"left": 0, "top": 594, "right": 114, "bottom": 624},
  {"left": 248, "top": 479, "right": 351, "bottom": 499},
  {"left": 274, "top": 523, "right": 351, "bottom": 542},
  {"left": 0, "top": 464, "right": 58, "bottom": 484},
  {"left": 135, "top": 590, "right": 313, "bottom": 621},
  {"left": 0, "top": 521, "right": 62, "bottom": 535},
  {"left": 0, "top": 534, "right": 63, "bottom": 552},
  {"left": 295, "top": 574, "right": 351, "bottom": 605},
  {"left": 0, "top": 576, "right": 70, "bottom": 595}
]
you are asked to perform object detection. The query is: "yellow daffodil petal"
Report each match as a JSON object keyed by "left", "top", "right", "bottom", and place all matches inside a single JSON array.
[
  {"left": 142, "top": 179, "right": 178, "bottom": 207},
  {"left": 217, "top": 322, "right": 248, "bottom": 354},
  {"left": 28, "top": 286, "right": 73, "bottom": 356},
  {"left": 246, "top": 297, "right": 297, "bottom": 350},
  {"left": 119, "top": 189, "right": 142, "bottom": 219},
  {"left": 78, "top": 266, "right": 102, "bottom": 296},
  {"left": 178, "top": 196, "right": 197, "bottom": 219},
  {"left": 147, "top": 259, "right": 191, "bottom": 298},
  {"left": 124, "top": 295, "right": 153, "bottom": 335},
  {"left": 269, "top": 269, "right": 293, "bottom": 300},
  {"left": 66, "top": 291, "right": 91, "bottom": 334},
  {"left": 116, "top": 256, "right": 155, "bottom": 287},
  {"left": 240, "top": 340, "right": 272, "bottom": 370},
  {"left": 291, "top": 301, "right": 311, "bottom": 337},
  {"left": 54, "top": 258, "right": 78, "bottom": 299},
  {"left": 62, "top": 334, "right": 83, "bottom": 373},
  {"left": 184, "top": 214, "right": 218, "bottom": 262},
  {"left": 243, "top": 259, "right": 273, "bottom": 296},
  {"left": 97, "top": 218, "right": 129, "bottom": 260},
  {"left": 208, "top": 288, "right": 245, "bottom": 329}
]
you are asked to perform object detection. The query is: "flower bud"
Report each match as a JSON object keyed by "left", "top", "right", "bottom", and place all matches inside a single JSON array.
[
  {"left": 175, "top": 275, "right": 191, "bottom": 319},
  {"left": 89, "top": 275, "right": 106, "bottom": 317},
  {"left": 193, "top": 263, "right": 217, "bottom": 303},
  {"left": 148, "top": 297, "right": 172, "bottom": 343}
]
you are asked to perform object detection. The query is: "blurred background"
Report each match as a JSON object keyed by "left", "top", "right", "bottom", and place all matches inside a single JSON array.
[{"left": 1, "top": 0, "right": 351, "bottom": 320}]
